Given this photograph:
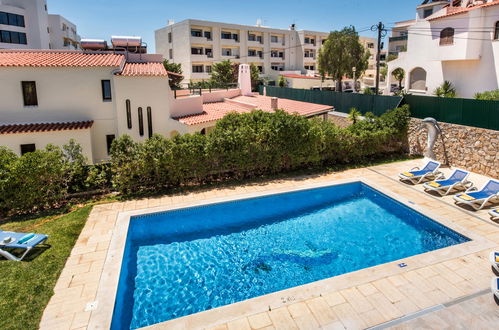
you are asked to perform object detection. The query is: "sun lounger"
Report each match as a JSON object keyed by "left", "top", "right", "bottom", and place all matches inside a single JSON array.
[
  {"left": 490, "top": 251, "right": 499, "bottom": 274},
  {"left": 453, "top": 179, "right": 499, "bottom": 211},
  {"left": 399, "top": 160, "right": 442, "bottom": 184},
  {"left": 491, "top": 277, "right": 499, "bottom": 303},
  {"left": 0, "top": 230, "right": 48, "bottom": 261},
  {"left": 423, "top": 168, "right": 472, "bottom": 196},
  {"left": 489, "top": 209, "right": 499, "bottom": 220}
]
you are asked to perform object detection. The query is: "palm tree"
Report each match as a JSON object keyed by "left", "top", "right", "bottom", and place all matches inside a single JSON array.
[
  {"left": 434, "top": 80, "right": 456, "bottom": 98},
  {"left": 392, "top": 68, "right": 405, "bottom": 90}
]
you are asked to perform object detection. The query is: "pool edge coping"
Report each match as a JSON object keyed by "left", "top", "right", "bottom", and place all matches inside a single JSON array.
[{"left": 87, "top": 177, "right": 497, "bottom": 330}]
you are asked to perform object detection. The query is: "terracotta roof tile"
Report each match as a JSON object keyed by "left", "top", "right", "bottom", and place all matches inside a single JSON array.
[
  {"left": 428, "top": 0, "right": 499, "bottom": 20},
  {"left": 0, "top": 121, "right": 94, "bottom": 134},
  {"left": 282, "top": 74, "right": 321, "bottom": 80},
  {"left": 175, "top": 94, "right": 332, "bottom": 126},
  {"left": 0, "top": 50, "right": 124, "bottom": 67},
  {"left": 119, "top": 62, "right": 168, "bottom": 76}
]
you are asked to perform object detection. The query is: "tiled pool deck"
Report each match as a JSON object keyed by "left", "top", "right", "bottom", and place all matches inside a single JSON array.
[{"left": 39, "top": 159, "right": 499, "bottom": 330}]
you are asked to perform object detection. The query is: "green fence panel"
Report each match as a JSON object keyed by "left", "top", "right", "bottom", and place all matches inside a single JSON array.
[{"left": 404, "top": 95, "right": 499, "bottom": 130}]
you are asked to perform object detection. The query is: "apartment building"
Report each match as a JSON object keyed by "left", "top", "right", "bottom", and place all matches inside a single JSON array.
[
  {"left": 155, "top": 19, "right": 378, "bottom": 86},
  {"left": 386, "top": 0, "right": 499, "bottom": 97},
  {"left": 0, "top": 0, "right": 80, "bottom": 50},
  {"left": 388, "top": 1, "right": 450, "bottom": 57}
]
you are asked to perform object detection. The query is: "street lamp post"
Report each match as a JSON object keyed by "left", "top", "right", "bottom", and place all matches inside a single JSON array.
[{"left": 352, "top": 67, "right": 357, "bottom": 93}]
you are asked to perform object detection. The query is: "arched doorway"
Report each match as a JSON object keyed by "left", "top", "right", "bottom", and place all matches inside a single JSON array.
[{"left": 409, "top": 67, "right": 427, "bottom": 91}]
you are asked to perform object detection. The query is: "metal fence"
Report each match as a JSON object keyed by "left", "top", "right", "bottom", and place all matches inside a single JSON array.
[
  {"left": 259, "top": 86, "right": 402, "bottom": 116},
  {"left": 260, "top": 86, "right": 499, "bottom": 131},
  {"left": 402, "top": 95, "right": 499, "bottom": 131}
]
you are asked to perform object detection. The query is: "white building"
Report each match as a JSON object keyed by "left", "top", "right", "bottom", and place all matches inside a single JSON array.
[
  {"left": 387, "top": 0, "right": 499, "bottom": 98},
  {"left": 0, "top": 0, "right": 80, "bottom": 50},
  {"left": 0, "top": 50, "right": 187, "bottom": 162},
  {"left": 155, "top": 19, "right": 378, "bottom": 87}
]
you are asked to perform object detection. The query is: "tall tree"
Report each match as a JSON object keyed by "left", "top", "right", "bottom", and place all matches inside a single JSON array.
[
  {"left": 250, "top": 64, "right": 261, "bottom": 91},
  {"left": 317, "top": 26, "right": 369, "bottom": 92},
  {"left": 163, "top": 60, "right": 183, "bottom": 89},
  {"left": 210, "top": 59, "right": 237, "bottom": 87}
]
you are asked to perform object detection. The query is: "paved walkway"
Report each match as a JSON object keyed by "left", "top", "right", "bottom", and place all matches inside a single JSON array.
[{"left": 39, "top": 159, "right": 499, "bottom": 330}]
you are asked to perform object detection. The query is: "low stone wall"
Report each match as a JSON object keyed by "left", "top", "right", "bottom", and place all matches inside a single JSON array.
[{"left": 408, "top": 118, "right": 498, "bottom": 178}]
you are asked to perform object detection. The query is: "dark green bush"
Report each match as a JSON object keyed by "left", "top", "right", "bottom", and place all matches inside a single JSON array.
[{"left": 110, "top": 106, "right": 410, "bottom": 194}]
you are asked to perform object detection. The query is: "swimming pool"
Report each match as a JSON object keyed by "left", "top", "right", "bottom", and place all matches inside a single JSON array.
[{"left": 111, "top": 181, "right": 469, "bottom": 329}]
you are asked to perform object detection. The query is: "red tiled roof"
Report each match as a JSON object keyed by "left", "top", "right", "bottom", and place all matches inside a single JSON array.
[
  {"left": 0, "top": 121, "right": 94, "bottom": 134},
  {"left": 176, "top": 94, "right": 332, "bottom": 126},
  {"left": 282, "top": 74, "right": 321, "bottom": 80},
  {"left": 428, "top": 0, "right": 499, "bottom": 20},
  {"left": 119, "top": 62, "right": 168, "bottom": 76},
  {"left": 0, "top": 50, "right": 124, "bottom": 67}
]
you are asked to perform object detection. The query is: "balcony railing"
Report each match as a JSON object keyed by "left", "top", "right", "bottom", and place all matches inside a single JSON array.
[{"left": 389, "top": 35, "right": 408, "bottom": 42}]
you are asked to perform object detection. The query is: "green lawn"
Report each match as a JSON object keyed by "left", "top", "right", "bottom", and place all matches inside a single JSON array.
[{"left": 0, "top": 206, "right": 92, "bottom": 330}]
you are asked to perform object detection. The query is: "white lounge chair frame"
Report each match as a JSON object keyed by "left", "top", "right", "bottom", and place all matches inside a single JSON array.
[
  {"left": 399, "top": 160, "right": 442, "bottom": 184},
  {"left": 490, "top": 209, "right": 499, "bottom": 221},
  {"left": 423, "top": 168, "right": 472, "bottom": 196},
  {"left": 453, "top": 180, "right": 499, "bottom": 211}
]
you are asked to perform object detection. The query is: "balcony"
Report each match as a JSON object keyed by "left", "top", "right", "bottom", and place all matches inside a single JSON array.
[{"left": 389, "top": 35, "right": 408, "bottom": 42}]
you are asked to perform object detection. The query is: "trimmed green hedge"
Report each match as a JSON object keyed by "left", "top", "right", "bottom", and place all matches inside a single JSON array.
[
  {"left": 0, "top": 106, "right": 409, "bottom": 215},
  {"left": 110, "top": 106, "right": 410, "bottom": 194}
]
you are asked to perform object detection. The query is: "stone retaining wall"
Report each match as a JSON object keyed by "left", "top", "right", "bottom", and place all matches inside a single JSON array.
[{"left": 408, "top": 118, "right": 498, "bottom": 178}]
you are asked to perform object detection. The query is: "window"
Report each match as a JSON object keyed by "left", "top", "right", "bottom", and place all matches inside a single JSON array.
[
  {"left": 106, "top": 135, "right": 115, "bottom": 155},
  {"left": 248, "top": 49, "right": 256, "bottom": 56},
  {"left": 191, "top": 47, "right": 203, "bottom": 55},
  {"left": 423, "top": 8, "right": 433, "bottom": 19},
  {"left": 222, "top": 48, "right": 232, "bottom": 56},
  {"left": 205, "top": 65, "right": 212, "bottom": 73},
  {"left": 440, "top": 27, "right": 454, "bottom": 46},
  {"left": 0, "top": 30, "right": 27, "bottom": 44},
  {"left": 126, "top": 99, "right": 132, "bottom": 129},
  {"left": 138, "top": 107, "right": 144, "bottom": 136},
  {"left": 205, "top": 48, "right": 213, "bottom": 57},
  {"left": 221, "top": 31, "right": 232, "bottom": 39},
  {"left": 21, "top": 81, "right": 38, "bottom": 106},
  {"left": 232, "top": 34, "right": 238, "bottom": 41},
  {"left": 101, "top": 80, "right": 112, "bottom": 101},
  {"left": 0, "top": 12, "right": 25, "bottom": 27},
  {"left": 192, "top": 65, "right": 203, "bottom": 73},
  {"left": 204, "top": 31, "right": 211, "bottom": 40},
  {"left": 248, "top": 33, "right": 256, "bottom": 41},
  {"left": 191, "top": 29, "right": 202, "bottom": 37},
  {"left": 409, "top": 67, "right": 427, "bottom": 91},
  {"left": 20, "top": 144, "right": 36, "bottom": 155},
  {"left": 168, "top": 32, "right": 172, "bottom": 43},
  {"left": 147, "top": 107, "right": 153, "bottom": 138},
  {"left": 495, "top": 21, "right": 499, "bottom": 40},
  {"left": 257, "top": 35, "right": 263, "bottom": 43},
  {"left": 271, "top": 35, "right": 278, "bottom": 43},
  {"left": 367, "top": 43, "right": 374, "bottom": 49},
  {"left": 169, "top": 49, "right": 173, "bottom": 59},
  {"left": 257, "top": 66, "right": 263, "bottom": 73}
]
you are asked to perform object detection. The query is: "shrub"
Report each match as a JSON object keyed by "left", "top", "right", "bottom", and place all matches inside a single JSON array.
[
  {"left": 434, "top": 80, "right": 456, "bottom": 98},
  {"left": 110, "top": 107, "right": 410, "bottom": 194},
  {"left": 474, "top": 89, "right": 499, "bottom": 101}
]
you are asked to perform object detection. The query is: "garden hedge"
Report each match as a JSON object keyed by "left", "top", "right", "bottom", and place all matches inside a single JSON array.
[{"left": 0, "top": 105, "right": 410, "bottom": 215}]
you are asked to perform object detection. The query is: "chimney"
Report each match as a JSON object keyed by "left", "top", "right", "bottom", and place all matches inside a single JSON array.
[
  {"left": 168, "top": 19, "right": 175, "bottom": 26},
  {"left": 271, "top": 97, "right": 278, "bottom": 110}
]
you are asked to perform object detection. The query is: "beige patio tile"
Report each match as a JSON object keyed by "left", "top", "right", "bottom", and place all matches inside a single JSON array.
[
  {"left": 247, "top": 312, "right": 272, "bottom": 329},
  {"left": 357, "top": 282, "right": 379, "bottom": 296},
  {"left": 305, "top": 296, "right": 339, "bottom": 326},
  {"left": 359, "top": 308, "right": 387, "bottom": 328},
  {"left": 287, "top": 302, "right": 320, "bottom": 330},
  {"left": 371, "top": 278, "right": 405, "bottom": 303},
  {"left": 70, "top": 311, "right": 91, "bottom": 329},
  {"left": 227, "top": 317, "right": 251, "bottom": 330},
  {"left": 205, "top": 324, "right": 228, "bottom": 330},
  {"left": 324, "top": 291, "right": 347, "bottom": 307},
  {"left": 365, "top": 292, "right": 403, "bottom": 320},
  {"left": 331, "top": 302, "right": 366, "bottom": 330},
  {"left": 339, "top": 287, "right": 374, "bottom": 313},
  {"left": 268, "top": 307, "right": 298, "bottom": 329}
]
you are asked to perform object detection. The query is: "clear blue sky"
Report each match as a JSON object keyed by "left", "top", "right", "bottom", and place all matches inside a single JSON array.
[{"left": 47, "top": 0, "right": 422, "bottom": 52}]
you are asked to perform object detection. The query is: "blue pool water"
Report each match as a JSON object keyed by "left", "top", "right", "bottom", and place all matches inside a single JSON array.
[{"left": 111, "top": 182, "right": 469, "bottom": 329}]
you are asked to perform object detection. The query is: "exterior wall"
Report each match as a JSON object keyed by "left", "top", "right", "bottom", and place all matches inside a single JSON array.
[
  {"left": 284, "top": 77, "right": 335, "bottom": 89},
  {"left": 387, "top": 4, "right": 499, "bottom": 98},
  {"left": 0, "top": 0, "right": 79, "bottom": 50},
  {"left": 156, "top": 19, "right": 377, "bottom": 86},
  {"left": 0, "top": 0, "right": 49, "bottom": 49},
  {"left": 113, "top": 75, "right": 185, "bottom": 142},
  {"left": 48, "top": 14, "right": 80, "bottom": 50},
  {"left": 0, "top": 66, "right": 117, "bottom": 162},
  {"left": 0, "top": 128, "right": 93, "bottom": 160},
  {"left": 408, "top": 118, "right": 499, "bottom": 178}
]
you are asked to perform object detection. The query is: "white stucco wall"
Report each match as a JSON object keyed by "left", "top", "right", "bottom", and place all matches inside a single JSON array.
[
  {"left": 387, "top": 4, "right": 499, "bottom": 98},
  {"left": 0, "top": 128, "right": 93, "bottom": 160}
]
